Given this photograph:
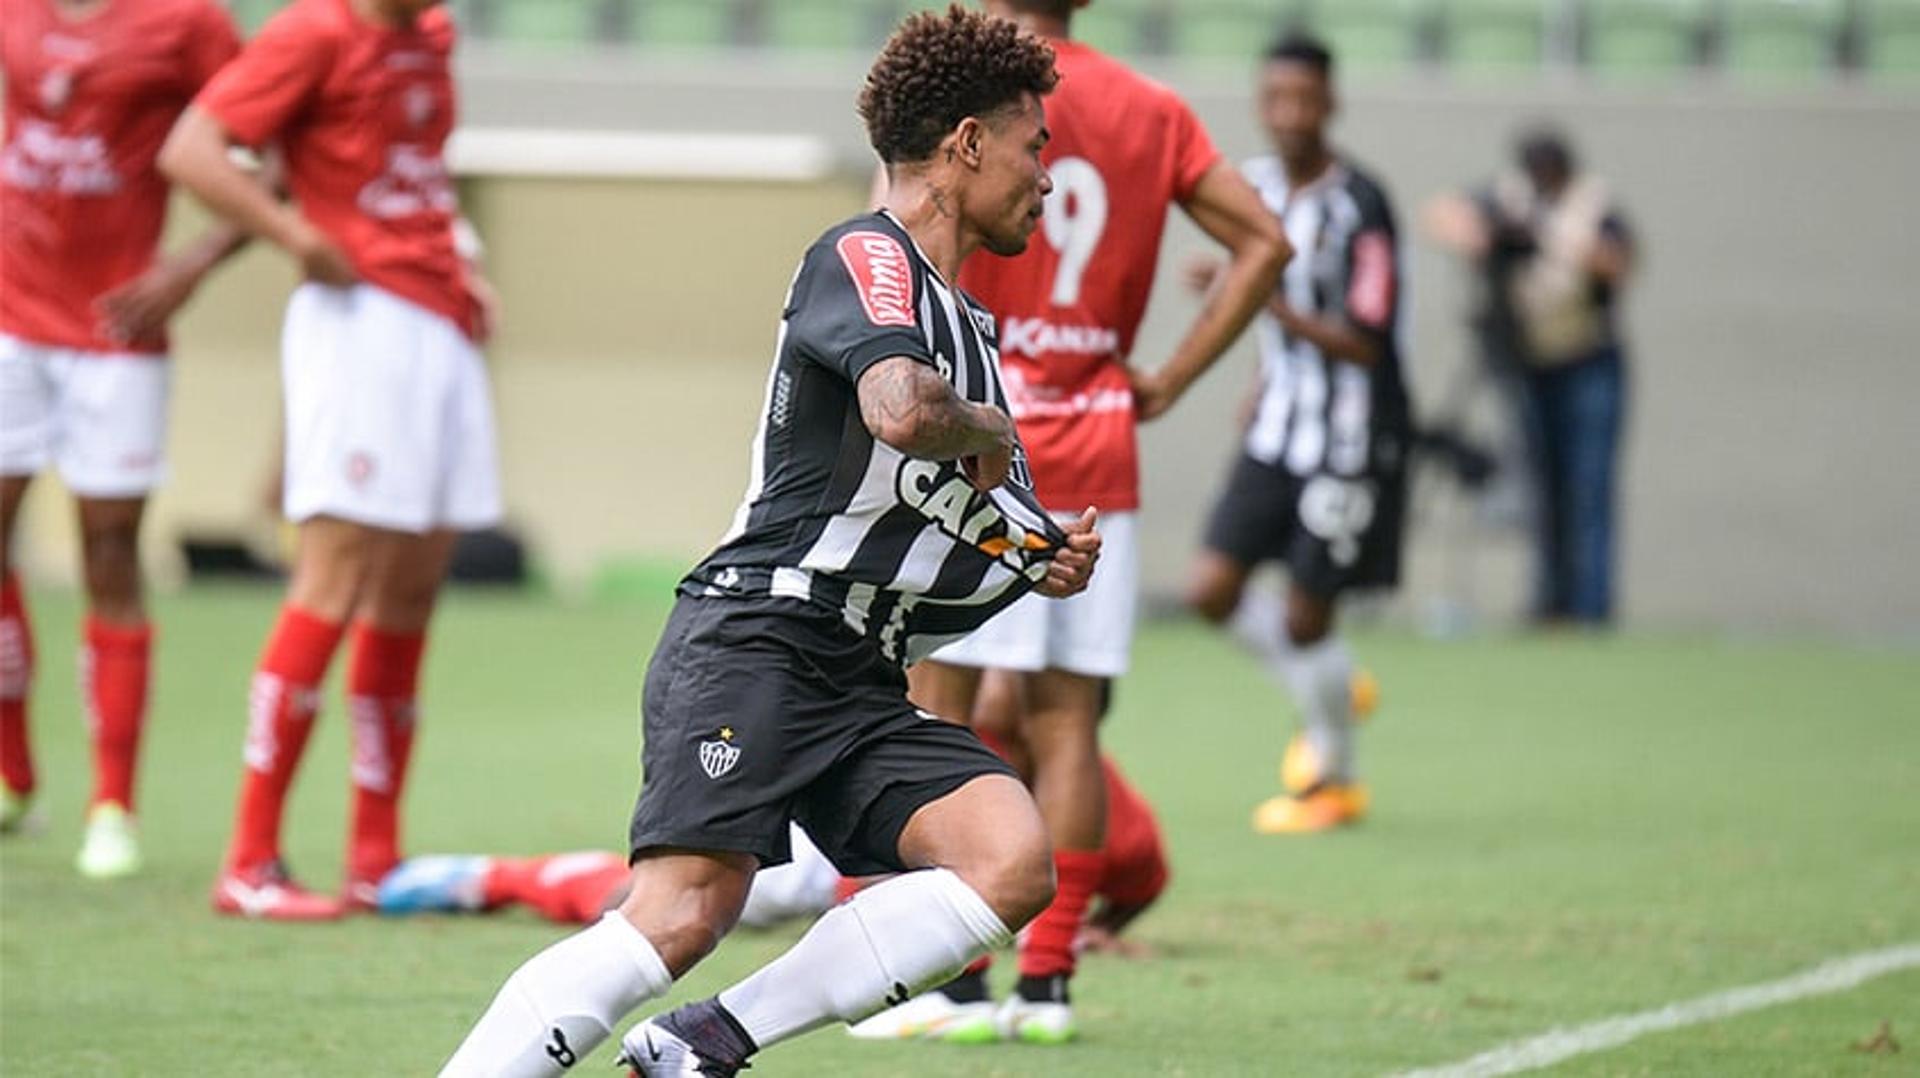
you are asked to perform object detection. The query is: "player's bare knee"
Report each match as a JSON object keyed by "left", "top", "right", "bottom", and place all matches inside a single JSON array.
[
  {"left": 956, "top": 825, "right": 1054, "bottom": 930},
  {"left": 1186, "top": 577, "right": 1238, "bottom": 625},
  {"left": 617, "top": 852, "right": 754, "bottom": 977},
  {"left": 1000, "top": 837, "right": 1058, "bottom": 929},
  {"left": 615, "top": 895, "right": 723, "bottom": 979},
  {"left": 79, "top": 520, "right": 144, "bottom": 618},
  {"left": 1285, "top": 592, "right": 1334, "bottom": 646}
]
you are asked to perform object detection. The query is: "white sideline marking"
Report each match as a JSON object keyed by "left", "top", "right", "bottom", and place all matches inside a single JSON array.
[{"left": 1394, "top": 943, "right": 1920, "bottom": 1078}]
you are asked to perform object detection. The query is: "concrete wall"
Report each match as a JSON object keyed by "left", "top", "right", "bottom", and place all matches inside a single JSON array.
[{"left": 16, "top": 53, "right": 1919, "bottom": 636}]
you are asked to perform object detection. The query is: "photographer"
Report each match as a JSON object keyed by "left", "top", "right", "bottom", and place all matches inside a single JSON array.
[{"left": 1426, "top": 128, "right": 1635, "bottom": 626}]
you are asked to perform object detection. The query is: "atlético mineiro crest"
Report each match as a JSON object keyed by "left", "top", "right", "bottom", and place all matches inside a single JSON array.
[{"left": 698, "top": 727, "right": 741, "bottom": 780}]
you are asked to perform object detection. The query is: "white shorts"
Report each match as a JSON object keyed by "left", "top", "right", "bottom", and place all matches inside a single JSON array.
[
  {"left": 281, "top": 284, "right": 501, "bottom": 534},
  {"left": 0, "top": 333, "right": 169, "bottom": 497},
  {"left": 931, "top": 510, "right": 1139, "bottom": 678}
]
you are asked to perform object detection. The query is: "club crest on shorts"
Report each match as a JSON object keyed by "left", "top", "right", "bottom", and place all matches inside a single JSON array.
[{"left": 698, "top": 727, "right": 741, "bottom": 780}]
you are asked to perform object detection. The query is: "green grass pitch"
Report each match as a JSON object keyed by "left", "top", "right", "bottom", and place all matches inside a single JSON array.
[{"left": 2, "top": 586, "right": 1916, "bottom": 1075}]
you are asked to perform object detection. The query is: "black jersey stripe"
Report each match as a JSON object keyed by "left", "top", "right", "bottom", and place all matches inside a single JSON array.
[{"left": 685, "top": 211, "right": 1065, "bottom": 666}]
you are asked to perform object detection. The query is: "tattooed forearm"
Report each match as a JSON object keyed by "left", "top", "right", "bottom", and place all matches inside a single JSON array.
[{"left": 857, "top": 356, "right": 1012, "bottom": 460}]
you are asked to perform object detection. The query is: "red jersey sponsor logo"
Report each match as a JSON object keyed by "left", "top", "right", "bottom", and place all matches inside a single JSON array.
[
  {"left": 356, "top": 145, "right": 455, "bottom": 220},
  {"left": 0, "top": 120, "right": 119, "bottom": 196},
  {"left": 998, "top": 317, "right": 1121, "bottom": 360},
  {"left": 835, "top": 232, "right": 915, "bottom": 328}
]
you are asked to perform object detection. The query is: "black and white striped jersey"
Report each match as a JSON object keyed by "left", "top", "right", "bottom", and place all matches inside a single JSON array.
[
  {"left": 683, "top": 210, "right": 1066, "bottom": 666},
  {"left": 1242, "top": 155, "right": 1412, "bottom": 478}
]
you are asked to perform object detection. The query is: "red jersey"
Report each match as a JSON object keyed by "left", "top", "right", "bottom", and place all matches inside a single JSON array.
[
  {"left": 196, "top": 0, "right": 474, "bottom": 337},
  {"left": 959, "top": 40, "right": 1221, "bottom": 512},
  {"left": 0, "top": 0, "right": 239, "bottom": 353}
]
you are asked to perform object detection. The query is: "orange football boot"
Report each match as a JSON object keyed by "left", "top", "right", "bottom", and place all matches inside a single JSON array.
[{"left": 1251, "top": 783, "right": 1370, "bottom": 835}]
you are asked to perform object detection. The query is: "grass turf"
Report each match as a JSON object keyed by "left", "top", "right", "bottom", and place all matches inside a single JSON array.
[{"left": 1, "top": 585, "right": 1915, "bottom": 1076}]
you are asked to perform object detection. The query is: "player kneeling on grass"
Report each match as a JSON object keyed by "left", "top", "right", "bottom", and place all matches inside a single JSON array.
[
  {"left": 440, "top": 9, "right": 1099, "bottom": 1075},
  {"left": 376, "top": 824, "right": 841, "bottom": 930}
]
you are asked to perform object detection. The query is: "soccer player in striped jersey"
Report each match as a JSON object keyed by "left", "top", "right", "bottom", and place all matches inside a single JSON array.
[
  {"left": 440, "top": 11, "right": 1099, "bottom": 1075},
  {"left": 1186, "top": 35, "right": 1412, "bottom": 834}
]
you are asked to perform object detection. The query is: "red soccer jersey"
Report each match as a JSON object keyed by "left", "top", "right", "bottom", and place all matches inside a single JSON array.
[
  {"left": 0, "top": 0, "right": 240, "bottom": 354},
  {"left": 195, "top": 0, "right": 474, "bottom": 337},
  {"left": 958, "top": 40, "right": 1221, "bottom": 513}
]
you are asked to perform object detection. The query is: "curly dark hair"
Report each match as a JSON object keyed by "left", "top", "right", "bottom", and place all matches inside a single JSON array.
[{"left": 858, "top": 5, "right": 1059, "bottom": 166}]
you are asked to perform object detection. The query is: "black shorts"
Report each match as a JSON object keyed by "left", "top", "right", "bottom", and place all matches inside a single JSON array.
[
  {"left": 628, "top": 595, "right": 1017, "bottom": 876},
  {"left": 1202, "top": 453, "right": 1406, "bottom": 599}
]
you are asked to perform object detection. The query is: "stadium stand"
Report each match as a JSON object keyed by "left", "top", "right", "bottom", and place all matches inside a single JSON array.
[
  {"left": 1584, "top": 0, "right": 1707, "bottom": 79},
  {"left": 213, "top": 0, "right": 1917, "bottom": 83},
  {"left": 1719, "top": 0, "right": 1845, "bottom": 82},
  {"left": 1441, "top": 0, "right": 1550, "bottom": 73},
  {"left": 1864, "top": 0, "right": 1920, "bottom": 81}
]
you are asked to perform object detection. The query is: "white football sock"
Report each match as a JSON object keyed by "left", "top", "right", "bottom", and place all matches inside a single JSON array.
[
  {"left": 440, "top": 911, "right": 671, "bottom": 1077},
  {"left": 1279, "top": 635, "right": 1356, "bottom": 784},
  {"left": 1228, "top": 585, "right": 1291, "bottom": 669},
  {"left": 717, "top": 867, "right": 1010, "bottom": 1049},
  {"left": 738, "top": 824, "right": 840, "bottom": 929},
  {"left": 1229, "top": 593, "right": 1356, "bottom": 784}
]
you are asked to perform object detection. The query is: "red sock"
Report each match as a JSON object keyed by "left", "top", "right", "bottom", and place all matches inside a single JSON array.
[
  {"left": 1098, "top": 756, "right": 1170, "bottom": 908},
  {"left": 226, "top": 605, "right": 344, "bottom": 872},
  {"left": 483, "top": 852, "right": 630, "bottom": 923},
  {"left": 834, "top": 875, "right": 869, "bottom": 905},
  {"left": 83, "top": 616, "right": 152, "bottom": 811},
  {"left": 345, "top": 624, "right": 426, "bottom": 883},
  {"left": 1, "top": 572, "right": 35, "bottom": 797},
  {"left": 1018, "top": 848, "right": 1104, "bottom": 979}
]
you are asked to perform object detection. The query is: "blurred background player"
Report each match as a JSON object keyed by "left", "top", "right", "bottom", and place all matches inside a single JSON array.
[
  {"left": 1185, "top": 34, "right": 1411, "bottom": 835},
  {"left": 0, "top": 0, "right": 244, "bottom": 876},
  {"left": 1426, "top": 128, "right": 1635, "bottom": 627},
  {"left": 875, "top": 0, "right": 1286, "bottom": 1046},
  {"left": 159, "top": 0, "right": 501, "bottom": 919}
]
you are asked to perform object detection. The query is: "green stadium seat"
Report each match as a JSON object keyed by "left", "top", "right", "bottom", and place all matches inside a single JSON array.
[
  {"left": 225, "top": 0, "right": 285, "bottom": 32},
  {"left": 1862, "top": 0, "right": 1920, "bottom": 81},
  {"left": 1170, "top": 0, "right": 1300, "bottom": 66},
  {"left": 763, "top": 0, "right": 888, "bottom": 52},
  {"left": 1306, "top": 0, "right": 1430, "bottom": 73},
  {"left": 492, "top": 0, "right": 601, "bottom": 45},
  {"left": 1442, "top": 0, "right": 1546, "bottom": 74},
  {"left": 628, "top": 0, "right": 734, "bottom": 49},
  {"left": 1719, "top": 0, "right": 1843, "bottom": 82},
  {"left": 1585, "top": 0, "right": 1707, "bottom": 78},
  {"left": 1073, "top": 0, "right": 1157, "bottom": 56}
]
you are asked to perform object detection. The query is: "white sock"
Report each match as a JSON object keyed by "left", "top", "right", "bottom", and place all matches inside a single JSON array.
[
  {"left": 1229, "top": 594, "right": 1357, "bottom": 783},
  {"left": 440, "top": 911, "right": 672, "bottom": 1077},
  {"left": 1279, "top": 635, "right": 1356, "bottom": 784},
  {"left": 717, "top": 867, "right": 1010, "bottom": 1049},
  {"left": 738, "top": 824, "right": 840, "bottom": 929},
  {"left": 1228, "top": 586, "right": 1291, "bottom": 671}
]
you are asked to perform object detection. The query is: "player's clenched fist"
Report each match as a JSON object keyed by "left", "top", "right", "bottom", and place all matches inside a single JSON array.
[{"left": 1036, "top": 508, "right": 1101, "bottom": 598}]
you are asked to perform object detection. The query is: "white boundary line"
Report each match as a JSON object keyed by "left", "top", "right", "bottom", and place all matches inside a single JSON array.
[{"left": 1394, "top": 943, "right": 1920, "bottom": 1078}]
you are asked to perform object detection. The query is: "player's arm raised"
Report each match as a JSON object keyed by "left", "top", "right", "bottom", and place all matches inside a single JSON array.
[
  {"left": 1132, "top": 163, "right": 1290, "bottom": 421},
  {"left": 158, "top": 108, "right": 355, "bottom": 286},
  {"left": 858, "top": 356, "right": 1017, "bottom": 490}
]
